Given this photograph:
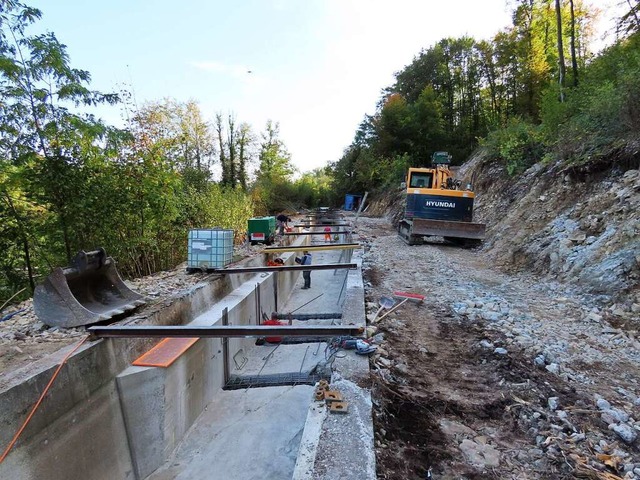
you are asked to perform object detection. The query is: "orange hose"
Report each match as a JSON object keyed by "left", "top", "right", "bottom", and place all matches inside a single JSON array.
[{"left": 0, "top": 335, "right": 90, "bottom": 464}]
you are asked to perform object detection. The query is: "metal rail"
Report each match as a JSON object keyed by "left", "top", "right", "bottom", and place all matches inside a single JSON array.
[
  {"left": 88, "top": 325, "right": 363, "bottom": 338},
  {"left": 213, "top": 263, "right": 357, "bottom": 274},
  {"left": 293, "top": 224, "right": 350, "bottom": 227},
  {"left": 272, "top": 313, "right": 342, "bottom": 320},
  {"left": 283, "top": 231, "right": 351, "bottom": 236},
  {"left": 263, "top": 243, "right": 360, "bottom": 253}
]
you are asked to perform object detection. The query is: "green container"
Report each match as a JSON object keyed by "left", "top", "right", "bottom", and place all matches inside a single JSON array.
[{"left": 247, "top": 216, "right": 276, "bottom": 244}]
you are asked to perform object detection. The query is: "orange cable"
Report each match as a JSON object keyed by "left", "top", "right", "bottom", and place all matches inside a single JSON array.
[{"left": 0, "top": 334, "right": 90, "bottom": 464}]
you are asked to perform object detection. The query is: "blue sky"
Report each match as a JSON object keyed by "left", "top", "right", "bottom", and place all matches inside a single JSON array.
[{"left": 27, "top": 0, "right": 620, "bottom": 173}]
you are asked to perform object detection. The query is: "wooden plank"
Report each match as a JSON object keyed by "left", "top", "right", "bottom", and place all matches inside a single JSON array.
[{"left": 132, "top": 337, "right": 199, "bottom": 368}]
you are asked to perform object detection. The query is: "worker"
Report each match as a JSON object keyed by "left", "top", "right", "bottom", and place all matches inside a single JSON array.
[
  {"left": 324, "top": 226, "right": 332, "bottom": 242},
  {"left": 267, "top": 257, "right": 284, "bottom": 267},
  {"left": 295, "top": 250, "right": 312, "bottom": 289},
  {"left": 276, "top": 214, "right": 290, "bottom": 235}
]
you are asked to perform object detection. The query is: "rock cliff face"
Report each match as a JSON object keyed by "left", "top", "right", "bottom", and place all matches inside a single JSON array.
[
  {"left": 368, "top": 146, "right": 640, "bottom": 314},
  {"left": 459, "top": 147, "right": 640, "bottom": 311}
]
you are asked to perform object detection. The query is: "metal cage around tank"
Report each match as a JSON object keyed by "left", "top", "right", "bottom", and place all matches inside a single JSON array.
[{"left": 187, "top": 228, "right": 234, "bottom": 270}]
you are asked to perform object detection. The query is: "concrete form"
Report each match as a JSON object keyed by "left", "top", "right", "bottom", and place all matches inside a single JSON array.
[{"left": 0, "top": 231, "right": 374, "bottom": 480}]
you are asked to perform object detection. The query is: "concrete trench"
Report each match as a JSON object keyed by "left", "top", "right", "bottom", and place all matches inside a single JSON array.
[{"left": 0, "top": 233, "right": 375, "bottom": 480}]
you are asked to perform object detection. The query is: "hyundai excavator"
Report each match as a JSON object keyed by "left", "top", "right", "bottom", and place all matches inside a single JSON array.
[{"left": 397, "top": 152, "right": 485, "bottom": 246}]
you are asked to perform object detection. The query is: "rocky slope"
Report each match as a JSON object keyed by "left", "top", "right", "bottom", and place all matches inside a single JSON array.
[
  {"left": 461, "top": 147, "right": 639, "bottom": 317},
  {"left": 369, "top": 147, "right": 640, "bottom": 320}
]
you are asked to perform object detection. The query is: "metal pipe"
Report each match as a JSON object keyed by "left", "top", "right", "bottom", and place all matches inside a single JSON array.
[
  {"left": 222, "top": 308, "right": 229, "bottom": 385},
  {"left": 213, "top": 263, "right": 357, "bottom": 274},
  {"left": 293, "top": 224, "right": 350, "bottom": 227},
  {"left": 272, "top": 313, "right": 342, "bottom": 320},
  {"left": 89, "top": 325, "right": 363, "bottom": 338},
  {"left": 273, "top": 271, "right": 278, "bottom": 312},
  {"left": 263, "top": 244, "right": 360, "bottom": 253},
  {"left": 283, "top": 231, "right": 351, "bottom": 236}
]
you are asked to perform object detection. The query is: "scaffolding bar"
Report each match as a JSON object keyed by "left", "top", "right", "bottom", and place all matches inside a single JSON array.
[
  {"left": 213, "top": 263, "right": 357, "bottom": 274},
  {"left": 272, "top": 313, "right": 342, "bottom": 320},
  {"left": 283, "top": 231, "right": 351, "bottom": 236},
  {"left": 263, "top": 243, "right": 360, "bottom": 253},
  {"left": 293, "top": 224, "right": 350, "bottom": 228},
  {"left": 89, "top": 325, "right": 363, "bottom": 338}
]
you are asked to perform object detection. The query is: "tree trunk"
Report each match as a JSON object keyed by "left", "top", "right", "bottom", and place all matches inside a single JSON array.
[
  {"left": 22, "top": 237, "right": 35, "bottom": 292},
  {"left": 227, "top": 115, "right": 236, "bottom": 187},
  {"left": 3, "top": 191, "right": 36, "bottom": 292},
  {"left": 215, "top": 113, "right": 228, "bottom": 185},
  {"left": 555, "top": 0, "right": 566, "bottom": 101},
  {"left": 569, "top": 0, "right": 579, "bottom": 87}
]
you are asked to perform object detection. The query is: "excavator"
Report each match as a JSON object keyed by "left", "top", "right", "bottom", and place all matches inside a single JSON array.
[{"left": 397, "top": 151, "right": 485, "bottom": 246}]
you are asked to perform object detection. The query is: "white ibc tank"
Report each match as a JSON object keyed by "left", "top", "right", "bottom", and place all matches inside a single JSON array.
[{"left": 187, "top": 228, "right": 234, "bottom": 270}]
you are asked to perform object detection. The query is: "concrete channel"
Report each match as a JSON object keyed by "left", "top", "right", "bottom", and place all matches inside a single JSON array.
[{"left": 0, "top": 227, "right": 375, "bottom": 479}]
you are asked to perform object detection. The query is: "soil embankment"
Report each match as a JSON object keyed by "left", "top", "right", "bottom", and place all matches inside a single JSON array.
[{"left": 358, "top": 216, "right": 640, "bottom": 479}]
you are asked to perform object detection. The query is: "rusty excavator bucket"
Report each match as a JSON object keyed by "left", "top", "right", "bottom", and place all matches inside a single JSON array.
[{"left": 33, "top": 248, "right": 147, "bottom": 328}]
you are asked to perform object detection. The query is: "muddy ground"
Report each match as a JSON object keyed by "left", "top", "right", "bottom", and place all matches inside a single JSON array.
[{"left": 357, "top": 215, "right": 640, "bottom": 480}]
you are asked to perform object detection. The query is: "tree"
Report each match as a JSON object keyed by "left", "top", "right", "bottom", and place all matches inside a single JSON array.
[
  {"left": 556, "top": 0, "right": 567, "bottom": 99},
  {"left": 569, "top": 0, "right": 579, "bottom": 86},
  {"left": 256, "top": 120, "right": 294, "bottom": 180},
  {"left": 236, "top": 122, "right": 252, "bottom": 190},
  {"left": 0, "top": 0, "right": 119, "bottom": 287},
  {"left": 252, "top": 120, "right": 295, "bottom": 212},
  {"left": 617, "top": 0, "right": 640, "bottom": 36}
]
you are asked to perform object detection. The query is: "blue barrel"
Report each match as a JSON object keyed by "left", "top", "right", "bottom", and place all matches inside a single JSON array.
[{"left": 344, "top": 194, "right": 362, "bottom": 211}]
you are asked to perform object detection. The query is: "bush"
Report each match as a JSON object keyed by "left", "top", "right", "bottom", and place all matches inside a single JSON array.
[{"left": 481, "top": 118, "right": 545, "bottom": 175}]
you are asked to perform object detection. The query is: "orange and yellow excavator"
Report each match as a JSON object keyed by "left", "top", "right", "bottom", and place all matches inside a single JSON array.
[{"left": 397, "top": 152, "right": 486, "bottom": 246}]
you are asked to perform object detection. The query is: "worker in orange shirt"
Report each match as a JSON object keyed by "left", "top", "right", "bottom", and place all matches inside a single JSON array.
[{"left": 324, "top": 226, "right": 332, "bottom": 242}]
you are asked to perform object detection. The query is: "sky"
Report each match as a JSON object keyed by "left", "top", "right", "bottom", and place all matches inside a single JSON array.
[{"left": 26, "top": 0, "right": 623, "bottom": 173}]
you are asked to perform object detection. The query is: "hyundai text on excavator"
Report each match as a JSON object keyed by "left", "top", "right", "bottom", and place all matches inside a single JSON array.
[{"left": 397, "top": 151, "right": 486, "bottom": 246}]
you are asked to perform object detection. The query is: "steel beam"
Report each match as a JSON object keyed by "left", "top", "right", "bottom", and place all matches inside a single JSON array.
[
  {"left": 283, "top": 231, "right": 351, "bottom": 236},
  {"left": 263, "top": 243, "right": 360, "bottom": 253},
  {"left": 293, "top": 224, "right": 350, "bottom": 227},
  {"left": 88, "top": 325, "right": 363, "bottom": 338},
  {"left": 272, "top": 313, "right": 342, "bottom": 320},
  {"left": 213, "top": 263, "right": 357, "bottom": 274}
]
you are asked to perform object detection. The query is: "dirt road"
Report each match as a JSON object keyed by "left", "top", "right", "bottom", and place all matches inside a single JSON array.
[{"left": 357, "top": 215, "right": 640, "bottom": 479}]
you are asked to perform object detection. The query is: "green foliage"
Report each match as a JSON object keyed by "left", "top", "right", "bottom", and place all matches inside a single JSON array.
[
  {"left": 0, "top": 2, "right": 257, "bottom": 305},
  {"left": 291, "top": 168, "right": 333, "bottom": 209},
  {"left": 482, "top": 118, "right": 545, "bottom": 175},
  {"left": 539, "top": 33, "right": 640, "bottom": 163},
  {"left": 251, "top": 120, "right": 297, "bottom": 212}
]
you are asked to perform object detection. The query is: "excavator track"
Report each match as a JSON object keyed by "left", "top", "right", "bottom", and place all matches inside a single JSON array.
[{"left": 398, "top": 220, "right": 423, "bottom": 246}]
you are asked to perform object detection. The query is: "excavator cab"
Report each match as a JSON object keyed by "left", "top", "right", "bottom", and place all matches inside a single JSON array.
[
  {"left": 33, "top": 248, "right": 146, "bottom": 328},
  {"left": 398, "top": 152, "right": 486, "bottom": 246},
  {"left": 409, "top": 172, "right": 433, "bottom": 189}
]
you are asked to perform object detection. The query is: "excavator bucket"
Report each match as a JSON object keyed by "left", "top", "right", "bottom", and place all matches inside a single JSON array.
[{"left": 33, "top": 249, "right": 147, "bottom": 328}]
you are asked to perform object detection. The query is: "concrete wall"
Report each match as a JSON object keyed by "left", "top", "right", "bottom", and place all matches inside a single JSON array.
[
  {"left": 116, "top": 266, "right": 285, "bottom": 479},
  {"left": 0, "top": 240, "right": 305, "bottom": 480}
]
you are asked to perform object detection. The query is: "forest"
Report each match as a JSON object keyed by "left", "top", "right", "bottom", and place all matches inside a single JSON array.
[
  {"left": 0, "top": 0, "right": 332, "bottom": 302},
  {"left": 1, "top": 0, "right": 639, "bottom": 303},
  {"left": 331, "top": 0, "right": 640, "bottom": 194}
]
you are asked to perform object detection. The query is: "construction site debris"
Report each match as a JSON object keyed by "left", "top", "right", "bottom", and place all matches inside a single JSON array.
[
  {"left": 358, "top": 215, "right": 640, "bottom": 479},
  {"left": 329, "top": 401, "right": 349, "bottom": 414}
]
